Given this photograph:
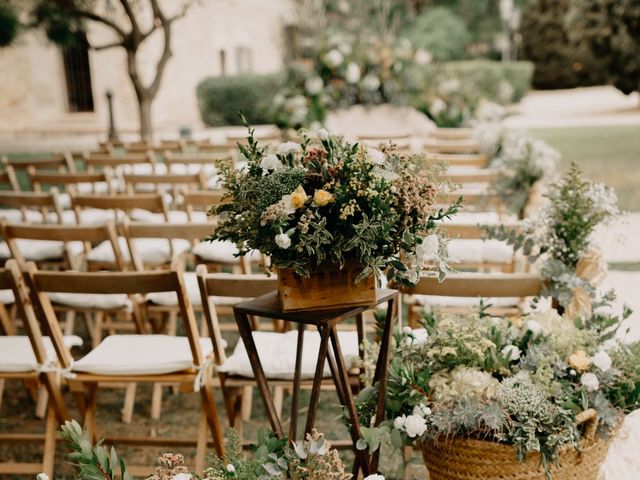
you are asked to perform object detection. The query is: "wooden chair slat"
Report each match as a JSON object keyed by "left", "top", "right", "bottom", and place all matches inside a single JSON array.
[
  {"left": 33, "top": 269, "right": 179, "bottom": 294},
  {"left": 402, "top": 273, "right": 543, "bottom": 297}
]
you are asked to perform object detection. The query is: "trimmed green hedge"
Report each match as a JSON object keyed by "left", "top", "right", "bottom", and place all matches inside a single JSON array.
[
  {"left": 440, "top": 60, "right": 534, "bottom": 103},
  {"left": 196, "top": 74, "right": 284, "bottom": 126}
]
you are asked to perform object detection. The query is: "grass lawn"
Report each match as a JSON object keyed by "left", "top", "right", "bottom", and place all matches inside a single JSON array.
[{"left": 528, "top": 125, "right": 640, "bottom": 212}]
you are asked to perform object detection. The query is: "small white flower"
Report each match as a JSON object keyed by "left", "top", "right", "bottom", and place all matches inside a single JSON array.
[
  {"left": 416, "top": 234, "right": 439, "bottom": 260},
  {"left": 430, "top": 98, "right": 446, "bottom": 116},
  {"left": 324, "top": 49, "right": 344, "bottom": 67},
  {"left": 305, "top": 76, "right": 324, "bottom": 95},
  {"left": 36, "top": 474, "right": 49, "bottom": 480},
  {"left": 362, "top": 74, "right": 381, "bottom": 91},
  {"left": 526, "top": 320, "right": 542, "bottom": 335},
  {"left": 592, "top": 351, "right": 612, "bottom": 372},
  {"left": 345, "top": 62, "right": 361, "bottom": 84},
  {"left": 501, "top": 344, "right": 521, "bottom": 361},
  {"left": 275, "top": 232, "right": 291, "bottom": 249},
  {"left": 260, "top": 154, "right": 283, "bottom": 172},
  {"left": 317, "top": 128, "right": 330, "bottom": 141},
  {"left": 226, "top": 464, "right": 236, "bottom": 473},
  {"left": 569, "top": 369, "right": 577, "bottom": 376},
  {"left": 276, "top": 141, "right": 302, "bottom": 155},
  {"left": 602, "top": 339, "right": 619, "bottom": 352},
  {"left": 403, "top": 414, "right": 427, "bottom": 438},
  {"left": 402, "top": 326, "right": 413, "bottom": 335},
  {"left": 412, "top": 403, "right": 432, "bottom": 417},
  {"left": 364, "top": 475, "right": 385, "bottom": 480},
  {"left": 367, "top": 147, "right": 386, "bottom": 165},
  {"left": 172, "top": 474, "right": 192, "bottom": 480},
  {"left": 393, "top": 415, "right": 406, "bottom": 431},
  {"left": 581, "top": 372, "right": 600, "bottom": 392},
  {"left": 414, "top": 48, "right": 433, "bottom": 66}
]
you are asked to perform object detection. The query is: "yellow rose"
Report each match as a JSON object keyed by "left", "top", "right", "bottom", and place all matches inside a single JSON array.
[
  {"left": 290, "top": 186, "right": 308, "bottom": 209},
  {"left": 566, "top": 287, "right": 592, "bottom": 319},
  {"left": 568, "top": 349, "right": 590, "bottom": 371},
  {"left": 576, "top": 249, "right": 607, "bottom": 286},
  {"left": 313, "top": 189, "right": 334, "bottom": 207}
]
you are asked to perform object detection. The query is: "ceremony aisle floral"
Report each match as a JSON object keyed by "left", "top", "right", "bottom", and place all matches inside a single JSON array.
[{"left": 208, "top": 123, "right": 459, "bottom": 287}]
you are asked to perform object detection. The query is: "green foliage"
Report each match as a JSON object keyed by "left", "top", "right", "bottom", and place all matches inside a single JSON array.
[
  {"left": 404, "top": 7, "right": 471, "bottom": 61},
  {"left": 59, "top": 420, "right": 133, "bottom": 480},
  {"left": 607, "top": 341, "right": 640, "bottom": 413},
  {"left": 196, "top": 74, "right": 283, "bottom": 126},
  {"left": 0, "top": 0, "right": 19, "bottom": 47}
]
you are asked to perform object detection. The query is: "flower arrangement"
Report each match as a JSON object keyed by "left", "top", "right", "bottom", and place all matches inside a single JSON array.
[
  {"left": 355, "top": 300, "right": 637, "bottom": 474},
  {"left": 415, "top": 77, "right": 474, "bottom": 128},
  {"left": 209, "top": 122, "right": 459, "bottom": 287},
  {"left": 487, "top": 163, "right": 620, "bottom": 311}
]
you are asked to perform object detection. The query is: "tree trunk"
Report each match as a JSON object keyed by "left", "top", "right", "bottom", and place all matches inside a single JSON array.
[{"left": 138, "top": 94, "right": 153, "bottom": 140}]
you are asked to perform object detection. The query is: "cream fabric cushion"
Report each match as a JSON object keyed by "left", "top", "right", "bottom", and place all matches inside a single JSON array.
[
  {"left": 448, "top": 239, "right": 513, "bottom": 264},
  {"left": 0, "top": 335, "right": 82, "bottom": 373},
  {"left": 0, "top": 289, "right": 14, "bottom": 304},
  {"left": 219, "top": 330, "right": 360, "bottom": 380},
  {"left": 48, "top": 292, "right": 131, "bottom": 310},
  {"left": 0, "top": 239, "right": 84, "bottom": 261},
  {"left": 192, "top": 240, "right": 261, "bottom": 264},
  {"left": 72, "top": 334, "right": 214, "bottom": 376},
  {"left": 146, "top": 271, "right": 243, "bottom": 307},
  {"left": 0, "top": 209, "right": 44, "bottom": 223},
  {"left": 55, "top": 208, "right": 124, "bottom": 226},
  {"left": 87, "top": 237, "right": 191, "bottom": 264},
  {"left": 169, "top": 163, "right": 217, "bottom": 177}
]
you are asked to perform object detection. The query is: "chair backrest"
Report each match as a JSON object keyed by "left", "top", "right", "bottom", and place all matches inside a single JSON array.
[
  {"left": 181, "top": 189, "right": 226, "bottom": 221},
  {"left": 122, "top": 221, "right": 214, "bottom": 271},
  {"left": 83, "top": 151, "right": 156, "bottom": 172},
  {"left": 0, "top": 190, "right": 64, "bottom": 223},
  {"left": 429, "top": 153, "right": 490, "bottom": 168},
  {"left": 438, "top": 169, "right": 495, "bottom": 184},
  {"left": 123, "top": 172, "right": 207, "bottom": 197},
  {"left": 124, "top": 139, "right": 186, "bottom": 154},
  {"left": 24, "top": 265, "right": 204, "bottom": 370},
  {"left": 401, "top": 272, "right": 544, "bottom": 298},
  {"left": 192, "top": 141, "right": 235, "bottom": 155},
  {"left": 423, "top": 140, "right": 481, "bottom": 155},
  {"left": 164, "top": 152, "right": 233, "bottom": 175},
  {"left": 196, "top": 265, "right": 277, "bottom": 365},
  {"left": 1, "top": 221, "right": 125, "bottom": 271},
  {"left": 29, "top": 168, "right": 114, "bottom": 195},
  {"left": 1, "top": 152, "right": 75, "bottom": 173},
  {"left": 71, "top": 192, "right": 169, "bottom": 223}
]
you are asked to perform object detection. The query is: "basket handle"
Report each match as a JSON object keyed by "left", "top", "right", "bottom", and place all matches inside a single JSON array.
[{"left": 576, "top": 408, "right": 598, "bottom": 442}]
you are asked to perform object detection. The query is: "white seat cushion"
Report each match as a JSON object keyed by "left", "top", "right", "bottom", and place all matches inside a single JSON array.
[
  {"left": 412, "top": 295, "right": 519, "bottom": 309},
  {"left": 219, "top": 330, "right": 360, "bottom": 380},
  {"left": 72, "top": 334, "right": 213, "bottom": 376},
  {"left": 169, "top": 163, "right": 217, "bottom": 176},
  {"left": 130, "top": 209, "right": 189, "bottom": 224},
  {"left": 54, "top": 208, "right": 123, "bottom": 226},
  {"left": 48, "top": 292, "right": 131, "bottom": 310},
  {"left": 448, "top": 239, "right": 513, "bottom": 264},
  {"left": 146, "top": 271, "right": 245, "bottom": 307},
  {"left": 192, "top": 240, "right": 261, "bottom": 264},
  {"left": 0, "top": 209, "right": 45, "bottom": 223},
  {"left": 0, "top": 335, "right": 82, "bottom": 373},
  {"left": 0, "top": 289, "right": 14, "bottom": 304},
  {"left": 117, "top": 163, "right": 168, "bottom": 175},
  {"left": 86, "top": 237, "right": 191, "bottom": 264},
  {"left": 0, "top": 239, "right": 84, "bottom": 261}
]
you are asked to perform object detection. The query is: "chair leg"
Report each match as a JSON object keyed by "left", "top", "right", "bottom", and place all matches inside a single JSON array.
[
  {"left": 273, "top": 386, "right": 284, "bottom": 421},
  {"left": 200, "top": 386, "right": 225, "bottom": 457},
  {"left": 63, "top": 310, "right": 76, "bottom": 336},
  {"left": 151, "top": 383, "right": 163, "bottom": 420},
  {"left": 167, "top": 311, "right": 178, "bottom": 336},
  {"left": 0, "top": 379, "right": 4, "bottom": 410},
  {"left": 241, "top": 385, "right": 253, "bottom": 421},
  {"left": 35, "top": 386, "right": 48, "bottom": 419},
  {"left": 121, "top": 382, "right": 136, "bottom": 424},
  {"left": 42, "top": 405, "right": 57, "bottom": 477},
  {"left": 195, "top": 403, "right": 208, "bottom": 473},
  {"left": 83, "top": 384, "right": 99, "bottom": 442}
]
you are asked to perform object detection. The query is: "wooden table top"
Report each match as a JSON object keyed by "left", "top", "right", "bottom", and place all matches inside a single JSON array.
[{"left": 233, "top": 288, "right": 398, "bottom": 324}]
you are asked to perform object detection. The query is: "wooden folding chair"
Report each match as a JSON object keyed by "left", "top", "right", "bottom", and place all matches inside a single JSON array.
[
  {"left": 83, "top": 151, "right": 159, "bottom": 175},
  {"left": 24, "top": 265, "right": 225, "bottom": 473},
  {"left": 1, "top": 152, "right": 75, "bottom": 176},
  {"left": 401, "top": 272, "right": 544, "bottom": 327},
  {"left": 124, "top": 139, "right": 187, "bottom": 155},
  {"left": 29, "top": 169, "right": 115, "bottom": 195},
  {"left": 429, "top": 152, "right": 490, "bottom": 168},
  {"left": 423, "top": 139, "right": 482, "bottom": 155},
  {"left": 196, "top": 267, "right": 362, "bottom": 445},
  {"left": 0, "top": 259, "right": 69, "bottom": 477},
  {"left": 123, "top": 172, "right": 207, "bottom": 213}
]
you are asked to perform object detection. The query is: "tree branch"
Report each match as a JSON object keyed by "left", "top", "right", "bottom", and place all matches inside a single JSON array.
[
  {"left": 119, "top": 0, "right": 141, "bottom": 39},
  {"left": 147, "top": 0, "right": 173, "bottom": 97},
  {"left": 168, "top": 0, "right": 199, "bottom": 23},
  {"left": 63, "top": 5, "right": 127, "bottom": 39},
  {"left": 90, "top": 40, "right": 125, "bottom": 51}
]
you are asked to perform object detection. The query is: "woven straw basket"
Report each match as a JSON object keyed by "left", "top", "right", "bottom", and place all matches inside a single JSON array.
[{"left": 422, "top": 409, "right": 613, "bottom": 480}]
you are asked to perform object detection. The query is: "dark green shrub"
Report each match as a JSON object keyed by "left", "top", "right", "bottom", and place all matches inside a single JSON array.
[
  {"left": 404, "top": 7, "right": 471, "bottom": 61},
  {"left": 0, "top": 0, "right": 19, "bottom": 47},
  {"left": 196, "top": 74, "right": 284, "bottom": 126}
]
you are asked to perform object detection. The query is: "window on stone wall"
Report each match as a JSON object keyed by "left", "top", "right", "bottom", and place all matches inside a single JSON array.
[
  {"left": 236, "top": 46, "right": 253, "bottom": 73},
  {"left": 62, "top": 32, "right": 94, "bottom": 112}
]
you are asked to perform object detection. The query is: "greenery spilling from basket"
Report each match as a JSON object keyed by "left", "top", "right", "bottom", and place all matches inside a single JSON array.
[
  {"left": 208, "top": 121, "right": 460, "bottom": 287},
  {"left": 354, "top": 299, "right": 638, "bottom": 474},
  {"left": 487, "top": 163, "right": 620, "bottom": 311},
  {"left": 58, "top": 421, "right": 355, "bottom": 480}
]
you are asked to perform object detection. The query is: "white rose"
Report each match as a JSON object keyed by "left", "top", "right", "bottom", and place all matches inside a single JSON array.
[
  {"left": 317, "top": 128, "right": 330, "bottom": 141},
  {"left": 417, "top": 234, "right": 439, "bottom": 260},
  {"left": 324, "top": 49, "right": 344, "bottom": 67},
  {"left": 276, "top": 141, "right": 302, "bottom": 155},
  {"left": 367, "top": 147, "right": 386, "bottom": 165},
  {"left": 403, "top": 414, "right": 427, "bottom": 438},
  {"left": 305, "top": 76, "right": 324, "bottom": 95},
  {"left": 501, "top": 344, "right": 521, "bottom": 361},
  {"left": 345, "top": 62, "right": 361, "bottom": 84},
  {"left": 430, "top": 98, "right": 446, "bottom": 116},
  {"left": 362, "top": 74, "right": 381, "bottom": 91},
  {"left": 526, "top": 320, "right": 542, "bottom": 335},
  {"left": 581, "top": 372, "right": 600, "bottom": 392},
  {"left": 393, "top": 415, "right": 406, "bottom": 431},
  {"left": 36, "top": 475, "right": 49, "bottom": 480},
  {"left": 364, "top": 475, "right": 385, "bottom": 480},
  {"left": 226, "top": 464, "right": 236, "bottom": 473},
  {"left": 172, "top": 474, "right": 192, "bottom": 480},
  {"left": 592, "top": 351, "right": 612, "bottom": 372},
  {"left": 260, "top": 154, "right": 283, "bottom": 172},
  {"left": 275, "top": 233, "right": 291, "bottom": 249}
]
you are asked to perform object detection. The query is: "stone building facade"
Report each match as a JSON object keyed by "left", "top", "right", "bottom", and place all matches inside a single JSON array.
[{"left": 0, "top": 0, "right": 292, "bottom": 141}]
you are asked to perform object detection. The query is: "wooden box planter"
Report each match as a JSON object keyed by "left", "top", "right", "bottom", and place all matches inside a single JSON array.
[{"left": 277, "top": 261, "right": 376, "bottom": 312}]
